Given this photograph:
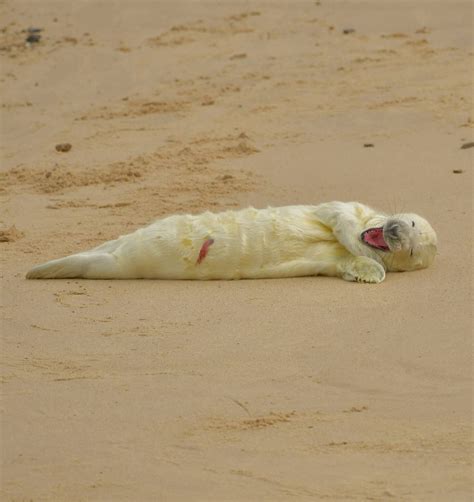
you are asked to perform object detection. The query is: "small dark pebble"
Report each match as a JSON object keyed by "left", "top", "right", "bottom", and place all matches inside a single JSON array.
[
  {"left": 26, "top": 34, "right": 41, "bottom": 44},
  {"left": 343, "top": 28, "right": 356, "bottom": 34},
  {"left": 460, "top": 141, "right": 474, "bottom": 149},
  {"left": 55, "top": 143, "right": 72, "bottom": 152},
  {"left": 452, "top": 169, "right": 463, "bottom": 174},
  {"left": 363, "top": 143, "right": 374, "bottom": 148}
]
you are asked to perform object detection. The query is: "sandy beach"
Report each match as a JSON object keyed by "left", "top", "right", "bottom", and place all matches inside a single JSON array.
[{"left": 1, "top": 1, "right": 472, "bottom": 500}]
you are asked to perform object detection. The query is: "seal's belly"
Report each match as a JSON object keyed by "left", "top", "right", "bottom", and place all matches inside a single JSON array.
[{"left": 115, "top": 206, "right": 334, "bottom": 279}]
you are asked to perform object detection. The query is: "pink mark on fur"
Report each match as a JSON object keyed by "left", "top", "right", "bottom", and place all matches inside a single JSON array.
[{"left": 196, "top": 238, "right": 214, "bottom": 264}]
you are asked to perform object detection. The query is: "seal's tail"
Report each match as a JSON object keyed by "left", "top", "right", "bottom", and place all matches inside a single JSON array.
[{"left": 26, "top": 252, "right": 122, "bottom": 279}]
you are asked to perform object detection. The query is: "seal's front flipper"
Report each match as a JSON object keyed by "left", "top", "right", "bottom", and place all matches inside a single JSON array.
[{"left": 339, "top": 256, "right": 386, "bottom": 284}]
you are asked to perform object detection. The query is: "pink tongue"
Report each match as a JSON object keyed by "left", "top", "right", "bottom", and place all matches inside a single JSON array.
[{"left": 365, "top": 228, "right": 387, "bottom": 248}]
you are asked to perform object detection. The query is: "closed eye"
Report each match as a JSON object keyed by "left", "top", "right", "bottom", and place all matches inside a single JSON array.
[
  {"left": 410, "top": 249, "right": 413, "bottom": 256},
  {"left": 412, "top": 221, "right": 415, "bottom": 227}
]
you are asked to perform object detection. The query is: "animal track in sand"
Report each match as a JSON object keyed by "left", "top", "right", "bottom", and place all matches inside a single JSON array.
[
  {"left": 77, "top": 99, "right": 190, "bottom": 121},
  {"left": 78, "top": 76, "right": 245, "bottom": 122},
  {"left": 2, "top": 161, "right": 143, "bottom": 193},
  {"left": 46, "top": 200, "right": 132, "bottom": 210},
  {"left": 9, "top": 355, "right": 102, "bottom": 382},
  {"left": 230, "top": 469, "right": 319, "bottom": 498},
  {"left": 323, "top": 429, "right": 471, "bottom": 458},
  {"left": 147, "top": 11, "right": 260, "bottom": 48},
  {"left": 0, "top": 24, "right": 95, "bottom": 61},
  {"left": 54, "top": 288, "right": 106, "bottom": 309},
  {"left": 1, "top": 133, "right": 261, "bottom": 199},
  {"left": 207, "top": 411, "right": 297, "bottom": 432},
  {"left": 0, "top": 225, "right": 24, "bottom": 242},
  {"left": 368, "top": 96, "right": 420, "bottom": 109}
]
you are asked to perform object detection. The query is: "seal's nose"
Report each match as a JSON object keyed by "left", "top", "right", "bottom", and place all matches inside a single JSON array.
[{"left": 385, "top": 221, "right": 400, "bottom": 239}]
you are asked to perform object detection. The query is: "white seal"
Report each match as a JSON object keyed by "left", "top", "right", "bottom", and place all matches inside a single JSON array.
[{"left": 26, "top": 201, "right": 437, "bottom": 283}]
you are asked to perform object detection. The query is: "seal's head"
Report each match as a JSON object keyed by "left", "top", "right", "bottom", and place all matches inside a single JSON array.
[{"left": 361, "top": 213, "right": 437, "bottom": 272}]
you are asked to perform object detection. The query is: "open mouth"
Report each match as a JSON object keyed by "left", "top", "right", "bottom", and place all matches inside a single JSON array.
[{"left": 361, "top": 227, "right": 390, "bottom": 251}]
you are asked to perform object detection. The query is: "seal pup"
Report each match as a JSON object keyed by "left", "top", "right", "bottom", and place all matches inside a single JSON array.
[{"left": 26, "top": 201, "right": 437, "bottom": 283}]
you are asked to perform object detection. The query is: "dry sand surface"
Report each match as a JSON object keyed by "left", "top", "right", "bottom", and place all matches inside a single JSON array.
[{"left": 1, "top": 1, "right": 473, "bottom": 500}]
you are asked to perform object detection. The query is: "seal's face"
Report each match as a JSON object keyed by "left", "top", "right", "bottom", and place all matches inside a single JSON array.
[{"left": 361, "top": 213, "right": 437, "bottom": 272}]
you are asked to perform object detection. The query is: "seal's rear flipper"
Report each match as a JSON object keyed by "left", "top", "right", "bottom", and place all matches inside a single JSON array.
[{"left": 26, "top": 252, "right": 121, "bottom": 279}]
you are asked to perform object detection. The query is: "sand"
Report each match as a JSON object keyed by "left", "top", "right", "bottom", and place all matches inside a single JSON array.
[{"left": 1, "top": 1, "right": 472, "bottom": 500}]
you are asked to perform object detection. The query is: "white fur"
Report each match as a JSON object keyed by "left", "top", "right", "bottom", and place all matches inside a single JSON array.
[{"left": 26, "top": 202, "right": 437, "bottom": 283}]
